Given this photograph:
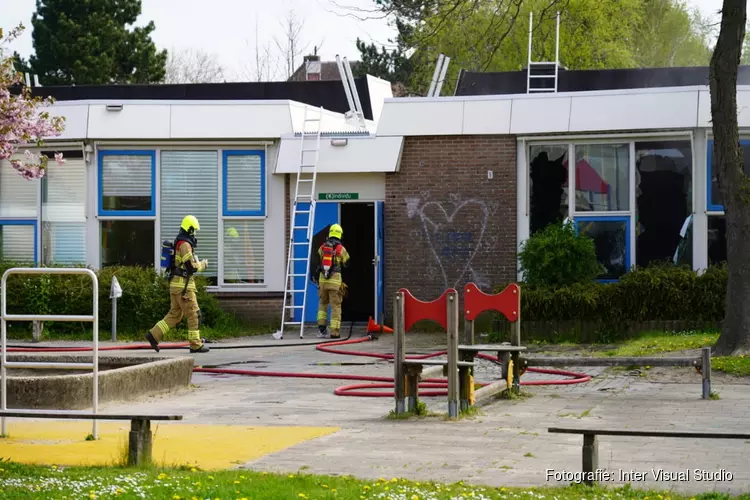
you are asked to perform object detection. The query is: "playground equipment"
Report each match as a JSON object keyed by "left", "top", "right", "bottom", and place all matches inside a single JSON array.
[
  {"left": 1, "top": 267, "right": 100, "bottom": 438},
  {"left": 392, "top": 283, "right": 530, "bottom": 418}
]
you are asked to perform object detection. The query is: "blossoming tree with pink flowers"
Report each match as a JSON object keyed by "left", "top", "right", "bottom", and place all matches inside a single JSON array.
[{"left": 1, "top": 24, "right": 66, "bottom": 179}]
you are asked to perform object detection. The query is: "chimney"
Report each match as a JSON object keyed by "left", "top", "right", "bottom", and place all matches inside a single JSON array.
[{"left": 304, "top": 48, "right": 321, "bottom": 81}]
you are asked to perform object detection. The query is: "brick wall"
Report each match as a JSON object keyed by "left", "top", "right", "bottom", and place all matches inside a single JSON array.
[
  {"left": 384, "top": 135, "right": 517, "bottom": 323},
  {"left": 216, "top": 293, "right": 283, "bottom": 325}
]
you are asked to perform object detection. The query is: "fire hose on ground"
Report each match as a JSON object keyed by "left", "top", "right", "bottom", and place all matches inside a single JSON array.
[{"left": 3, "top": 334, "right": 591, "bottom": 398}]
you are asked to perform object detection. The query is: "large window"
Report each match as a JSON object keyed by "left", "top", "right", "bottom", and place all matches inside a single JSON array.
[
  {"left": 707, "top": 215, "right": 726, "bottom": 266},
  {"left": 528, "top": 144, "right": 568, "bottom": 235},
  {"left": 706, "top": 140, "right": 750, "bottom": 211},
  {"left": 635, "top": 141, "right": 693, "bottom": 268},
  {"left": 573, "top": 144, "right": 629, "bottom": 212},
  {"left": 101, "top": 220, "right": 155, "bottom": 267},
  {"left": 527, "top": 138, "right": 700, "bottom": 280},
  {"left": 221, "top": 150, "right": 266, "bottom": 285},
  {"left": 0, "top": 221, "right": 37, "bottom": 264},
  {"left": 0, "top": 158, "right": 39, "bottom": 264},
  {"left": 706, "top": 139, "right": 748, "bottom": 267},
  {"left": 42, "top": 150, "right": 86, "bottom": 265},
  {"left": 576, "top": 217, "right": 630, "bottom": 281},
  {"left": 98, "top": 150, "right": 156, "bottom": 268},
  {"left": 160, "top": 151, "right": 219, "bottom": 285}
]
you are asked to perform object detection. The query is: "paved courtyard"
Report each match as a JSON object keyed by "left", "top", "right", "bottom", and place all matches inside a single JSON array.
[{"left": 9, "top": 331, "right": 750, "bottom": 496}]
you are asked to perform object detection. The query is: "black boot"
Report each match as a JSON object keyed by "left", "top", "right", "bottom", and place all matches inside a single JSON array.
[
  {"left": 190, "top": 344, "right": 210, "bottom": 353},
  {"left": 145, "top": 333, "right": 160, "bottom": 352}
]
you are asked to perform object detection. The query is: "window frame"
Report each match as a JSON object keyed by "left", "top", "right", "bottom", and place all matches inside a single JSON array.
[
  {"left": 705, "top": 139, "right": 750, "bottom": 213},
  {"left": 222, "top": 150, "right": 266, "bottom": 218},
  {"left": 98, "top": 150, "right": 157, "bottom": 217},
  {"left": 0, "top": 219, "right": 39, "bottom": 265},
  {"left": 574, "top": 215, "right": 631, "bottom": 283}
]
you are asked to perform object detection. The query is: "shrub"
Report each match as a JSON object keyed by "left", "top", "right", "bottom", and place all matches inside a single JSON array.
[
  {"left": 0, "top": 262, "right": 240, "bottom": 338},
  {"left": 493, "top": 264, "right": 727, "bottom": 342},
  {"left": 518, "top": 222, "right": 604, "bottom": 287}
]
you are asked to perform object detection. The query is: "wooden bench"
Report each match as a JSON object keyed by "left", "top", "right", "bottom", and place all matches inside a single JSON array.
[
  {"left": 548, "top": 427, "right": 750, "bottom": 485},
  {"left": 0, "top": 411, "right": 182, "bottom": 466}
]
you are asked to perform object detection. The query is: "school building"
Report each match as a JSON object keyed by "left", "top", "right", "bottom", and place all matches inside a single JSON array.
[{"left": 2, "top": 64, "right": 750, "bottom": 328}]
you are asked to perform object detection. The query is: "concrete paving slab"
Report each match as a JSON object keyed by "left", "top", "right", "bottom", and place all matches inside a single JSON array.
[{"left": 5, "top": 332, "right": 750, "bottom": 495}]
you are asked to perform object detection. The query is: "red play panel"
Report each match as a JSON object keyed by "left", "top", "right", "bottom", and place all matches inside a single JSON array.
[
  {"left": 398, "top": 288, "right": 456, "bottom": 331},
  {"left": 463, "top": 282, "right": 520, "bottom": 322}
]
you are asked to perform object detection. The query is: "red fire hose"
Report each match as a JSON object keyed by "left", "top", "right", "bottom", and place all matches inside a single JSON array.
[{"left": 4, "top": 335, "right": 591, "bottom": 398}]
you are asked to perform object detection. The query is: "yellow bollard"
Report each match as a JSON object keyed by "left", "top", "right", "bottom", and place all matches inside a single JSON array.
[{"left": 469, "top": 375, "right": 475, "bottom": 406}]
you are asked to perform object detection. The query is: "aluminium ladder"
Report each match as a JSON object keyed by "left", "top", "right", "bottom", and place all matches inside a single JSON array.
[
  {"left": 277, "top": 106, "right": 324, "bottom": 339},
  {"left": 526, "top": 11, "right": 561, "bottom": 93}
]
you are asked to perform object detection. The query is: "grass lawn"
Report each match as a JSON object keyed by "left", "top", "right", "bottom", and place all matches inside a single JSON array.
[
  {"left": 0, "top": 462, "right": 743, "bottom": 500},
  {"left": 599, "top": 331, "right": 750, "bottom": 377}
]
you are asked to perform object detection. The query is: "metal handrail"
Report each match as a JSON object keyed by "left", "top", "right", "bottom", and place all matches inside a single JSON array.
[{"left": 1, "top": 268, "right": 99, "bottom": 438}]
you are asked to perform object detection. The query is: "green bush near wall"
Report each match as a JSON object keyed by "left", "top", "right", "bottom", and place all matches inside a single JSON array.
[
  {"left": 0, "top": 262, "right": 238, "bottom": 338},
  {"left": 492, "top": 264, "right": 727, "bottom": 342}
]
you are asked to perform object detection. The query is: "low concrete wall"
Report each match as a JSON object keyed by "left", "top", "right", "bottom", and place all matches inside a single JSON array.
[{"left": 0, "top": 355, "right": 194, "bottom": 410}]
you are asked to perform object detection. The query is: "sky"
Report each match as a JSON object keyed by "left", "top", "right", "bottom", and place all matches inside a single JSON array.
[{"left": 0, "top": 0, "right": 736, "bottom": 82}]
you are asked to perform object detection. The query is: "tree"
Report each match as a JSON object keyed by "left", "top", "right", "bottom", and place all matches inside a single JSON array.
[
  {"left": 358, "top": 0, "right": 714, "bottom": 95},
  {"left": 1, "top": 25, "right": 65, "bottom": 179},
  {"left": 274, "top": 10, "right": 323, "bottom": 80},
  {"left": 631, "top": 0, "right": 713, "bottom": 67},
  {"left": 354, "top": 38, "right": 412, "bottom": 84},
  {"left": 164, "top": 48, "right": 226, "bottom": 84},
  {"left": 708, "top": 0, "right": 750, "bottom": 356},
  {"left": 240, "top": 16, "right": 280, "bottom": 82},
  {"left": 25, "top": 0, "right": 167, "bottom": 85}
]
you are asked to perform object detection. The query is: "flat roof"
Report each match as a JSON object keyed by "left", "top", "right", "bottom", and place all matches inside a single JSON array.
[
  {"left": 28, "top": 78, "right": 375, "bottom": 120},
  {"left": 456, "top": 66, "right": 750, "bottom": 95}
]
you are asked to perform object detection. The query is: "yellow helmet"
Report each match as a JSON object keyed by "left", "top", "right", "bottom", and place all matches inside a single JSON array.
[
  {"left": 180, "top": 215, "right": 200, "bottom": 233},
  {"left": 226, "top": 227, "right": 239, "bottom": 238},
  {"left": 328, "top": 223, "right": 343, "bottom": 239}
]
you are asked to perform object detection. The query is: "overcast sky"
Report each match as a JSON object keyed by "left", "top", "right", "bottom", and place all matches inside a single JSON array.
[{"left": 0, "top": 0, "right": 734, "bottom": 82}]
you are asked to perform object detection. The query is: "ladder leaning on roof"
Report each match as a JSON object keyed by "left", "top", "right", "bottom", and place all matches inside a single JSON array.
[
  {"left": 526, "top": 11, "right": 561, "bottom": 93},
  {"left": 276, "top": 106, "right": 324, "bottom": 340}
]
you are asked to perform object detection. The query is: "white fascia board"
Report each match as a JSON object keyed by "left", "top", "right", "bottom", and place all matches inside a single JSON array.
[{"left": 274, "top": 135, "right": 403, "bottom": 174}]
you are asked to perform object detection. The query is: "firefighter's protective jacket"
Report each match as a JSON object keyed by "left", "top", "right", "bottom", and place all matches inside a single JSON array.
[{"left": 170, "top": 240, "right": 206, "bottom": 293}]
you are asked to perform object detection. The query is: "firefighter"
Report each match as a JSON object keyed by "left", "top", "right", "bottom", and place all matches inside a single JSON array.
[
  {"left": 312, "top": 223, "right": 350, "bottom": 339},
  {"left": 146, "top": 215, "right": 210, "bottom": 353}
]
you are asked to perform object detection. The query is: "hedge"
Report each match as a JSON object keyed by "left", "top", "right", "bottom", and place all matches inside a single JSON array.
[
  {"left": 0, "top": 262, "right": 239, "bottom": 338},
  {"left": 492, "top": 264, "right": 727, "bottom": 342}
]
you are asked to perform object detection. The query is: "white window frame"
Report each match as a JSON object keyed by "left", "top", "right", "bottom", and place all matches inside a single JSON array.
[{"left": 218, "top": 145, "right": 268, "bottom": 289}]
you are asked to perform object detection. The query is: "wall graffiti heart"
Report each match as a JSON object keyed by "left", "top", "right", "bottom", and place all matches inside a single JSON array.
[{"left": 415, "top": 198, "right": 491, "bottom": 290}]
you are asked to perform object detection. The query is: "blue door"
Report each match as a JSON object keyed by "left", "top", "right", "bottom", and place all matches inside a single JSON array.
[
  {"left": 292, "top": 202, "right": 339, "bottom": 323},
  {"left": 375, "top": 201, "right": 384, "bottom": 321}
]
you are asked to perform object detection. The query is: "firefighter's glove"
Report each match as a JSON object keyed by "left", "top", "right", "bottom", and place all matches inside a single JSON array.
[
  {"left": 199, "top": 259, "right": 208, "bottom": 271},
  {"left": 341, "top": 283, "right": 348, "bottom": 299}
]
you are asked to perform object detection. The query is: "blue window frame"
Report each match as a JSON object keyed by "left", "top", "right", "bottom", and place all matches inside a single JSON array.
[
  {"left": 574, "top": 216, "right": 631, "bottom": 283},
  {"left": 706, "top": 139, "right": 750, "bottom": 212},
  {"left": 0, "top": 220, "right": 38, "bottom": 265},
  {"left": 222, "top": 150, "right": 266, "bottom": 217},
  {"left": 98, "top": 150, "right": 156, "bottom": 216}
]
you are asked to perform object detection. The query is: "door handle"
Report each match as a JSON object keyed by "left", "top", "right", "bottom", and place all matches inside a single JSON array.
[{"left": 372, "top": 256, "right": 380, "bottom": 265}]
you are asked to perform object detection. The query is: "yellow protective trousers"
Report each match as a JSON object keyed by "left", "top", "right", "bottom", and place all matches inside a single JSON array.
[
  {"left": 149, "top": 290, "right": 203, "bottom": 348},
  {"left": 317, "top": 281, "right": 343, "bottom": 336}
]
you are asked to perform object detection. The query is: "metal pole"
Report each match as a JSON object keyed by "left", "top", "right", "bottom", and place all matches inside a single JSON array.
[
  {"left": 92, "top": 270, "right": 99, "bottom": 440},
  {"left": 111, "top": 296, "right": 117, "bottom": 342},
  {"left": 1, "top": 271, "right": 7, "bottom": 437},
  {"left": 427, "top": 54, "right": 444, "bottom": 97},
  {"left": 701, "top": 347, "right": 711, "bottom": 399},
  {"left": 434, "top": 56, "right": 451, "bottom": 97}
]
